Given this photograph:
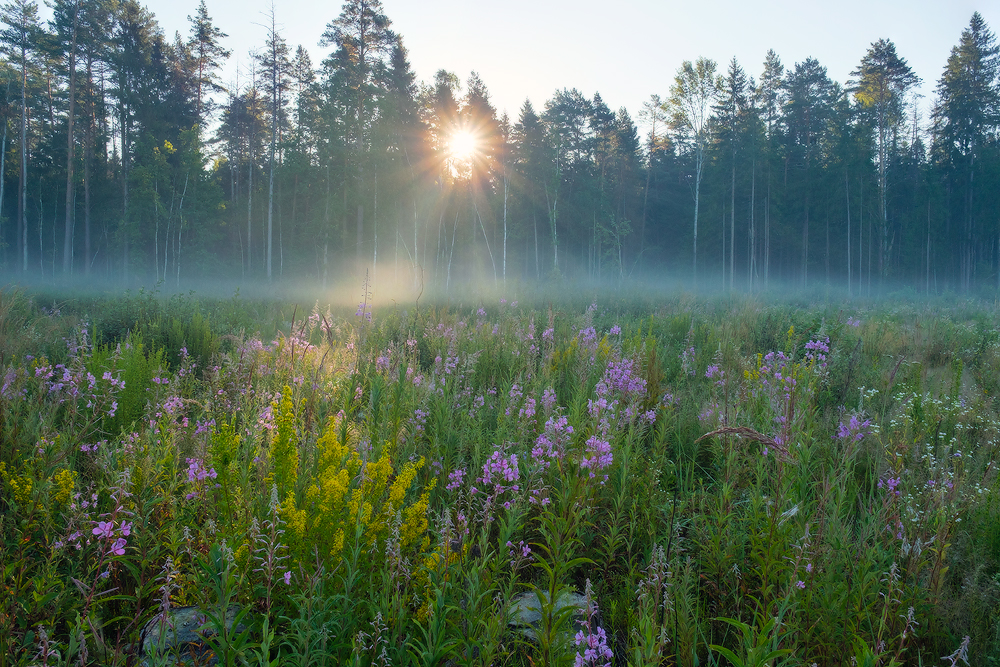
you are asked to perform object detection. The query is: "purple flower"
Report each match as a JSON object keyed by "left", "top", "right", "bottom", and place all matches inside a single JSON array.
[
  {"left": 837, "top": 412, "right": 872, "bottom": 442},
  {"left": 533, "top": 416, "right": 573, "bottom": 466},
  {"left": 93, "top": 521, "right": 114, "bottom": 539},
  {"left": 795, "top": 580, "right": 805, "bottom": 589},
  {"left": 111, "top": 538, "right": 127, "bottom": 556},
  {"left": 283, "top": 571, "right": 292, "bottom": 585},
  {"left": 878, "top": 476, "right": 902, "bottom": 496},
  {"left": 446, "top": 468, "right": 466, "bottom": 491},
  {"left": 574, "top": 624, "right": 613, "bottom": 667},
  {"left": 580, "top": 436, "right": 613, "bottom": 477}
]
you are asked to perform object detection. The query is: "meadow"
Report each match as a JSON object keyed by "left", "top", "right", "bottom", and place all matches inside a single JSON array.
[{"left": 0, "top": 282, "right": 998, "bottom": 666}]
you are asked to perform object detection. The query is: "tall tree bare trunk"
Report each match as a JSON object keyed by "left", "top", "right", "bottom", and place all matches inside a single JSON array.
[
  {"left": 62, "top": 0, "right": 79, "bottom": 275},
  {"left": 19, "top": 39, "right": 28, "bottom": 274},
  {"left": 846, "top": 171, "right": 852, "bottom": 298},
  {"left": 83, "top": 52, "right": 93, "bottom": 275}
]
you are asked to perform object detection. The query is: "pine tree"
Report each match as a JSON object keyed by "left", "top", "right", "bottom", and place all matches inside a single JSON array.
[
  {"left": 0, "top": 0, "right": 40, "bottom": 273},
  {"left": 187, "top": 0, "right": 230, "bottom": 126},
  {"left": 514, "top": 98, "right": 545, "bottom": 279},
  {"left": 256, "top": 4, "right": 289, "bottom": 280},
  {"left": 715, "top": 57, "right": 749, "bottom": 290},
  {"left": 783, "top": 57, "right": 835, "bottom": 286},
  {"left": 757, "top": 49, "right": 784, "bottom": 287},
  {"left": 932, "top": 12, "right": 1000, "bottom": 290},
  {"left": 51, "top": 0, "right": 82, "bottom": 274},
  {"left": 320, "top": 0, "right": 395, "bottom": 268}
]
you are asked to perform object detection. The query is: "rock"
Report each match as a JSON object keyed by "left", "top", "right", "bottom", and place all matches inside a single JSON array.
[
  {"left": 138, "top": 605, "right": 249, "bottom": 667},
  {"left": 508, "top": 590, "right": 590, "bottom": 642}
]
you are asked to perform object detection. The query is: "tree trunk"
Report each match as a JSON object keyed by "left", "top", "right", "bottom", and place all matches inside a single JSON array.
[
  {"left": 446, "top": 208, "right": 458, "bottom": 291},
  {"left": 62, "top": 0, "right": 79, "bottom": 275},
  {"left": 502, "top": 158, "right": 508, "bottom": 283},
  {"left": 19, "top": 40, "right": 28, "bottom": 274},
  {"left": 247, "top": 154, "right": 252, "bottom": 277},
  {"left": 0, "top": 116, "right": 6, "bottom": 267},
  {"left": 84, "top": 51, "right": 93, "bottom": 275},
  {"left": 846, "top": 171, "right": 851, "bottom": 298},
  {"left": 693, "top": 144, "right": 703, "bottom": 289},
  {"left": 267, "top": 127, "right": 275, "bottom": 280},
  {"left": 474, "top": 195, "right": 497, "bottom": 286},
  {"left": 729, "top": 150, "right": 735, "bottom": 291}
]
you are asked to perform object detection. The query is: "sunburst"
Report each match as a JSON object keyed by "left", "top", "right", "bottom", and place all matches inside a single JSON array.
[{"left": 449, "top": 129, "right": 478, "bottom": 161}]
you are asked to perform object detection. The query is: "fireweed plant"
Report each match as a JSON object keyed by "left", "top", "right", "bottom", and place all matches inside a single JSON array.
[{"left": 0, "top": 285, "right": 997, "bottom": 665}]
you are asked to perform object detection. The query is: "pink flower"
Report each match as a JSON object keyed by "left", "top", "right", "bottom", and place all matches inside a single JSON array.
[
  {"left": 93, "top": 521, "right": 114, "bottom": 539},
  {"left": 111, "top": 538, "right": 127, "bottom": 556}
]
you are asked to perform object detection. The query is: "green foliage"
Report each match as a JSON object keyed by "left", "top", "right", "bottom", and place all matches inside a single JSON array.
[{"left": 1, "top": 289, "right": 1000, "bottom": 666}]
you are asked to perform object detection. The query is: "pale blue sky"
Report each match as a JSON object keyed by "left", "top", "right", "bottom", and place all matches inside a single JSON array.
[{"left": 138, "top": 0, "right": 989, "bottom": 125}]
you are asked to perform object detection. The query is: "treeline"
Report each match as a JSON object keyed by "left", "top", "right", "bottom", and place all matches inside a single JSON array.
[{"left": 0, "top": 0, "right": 998, "bottom": 293}]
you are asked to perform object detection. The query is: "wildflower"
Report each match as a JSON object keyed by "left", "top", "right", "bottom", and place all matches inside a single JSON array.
[
  {"left": 162, "top": 395, "right": 184, "bottom": 415},
  {"left": 111, "top": 538, "right": 127, "bottom": 556},
  {"left": 680, "top": 346, "right": 696, "bottom": 376},
  {"left": 609, "top": 324, "right": 621, "bottom": 336},
  {"left": 878, "top": 476, "right": 901, "bottom": 496},
  {"left": 541, "top": 386, "right": 558, "bottom": 412},
  {"left": 837, "top": 412, "right": 872, "bottom": 442},
  {"left": 574, "top": 579, "right": 613, "bottom": 667},
  {"left": 283, "top": 571, "right": 292, "bottom": 585},
  {"left": 533, "top": 415, "right": 573, "bottom": 466},
  {"left": 507, "top": 540, "right": 533, "bottom": 569},
  {"left": 446, "top": 468, "right": 466, "bottom": 491},
  {"left": 580, "top": 436, "right": 613, "bottom": 477},
  {"left": 796, "top": 580, "right": 805, "bottom": 589},
  {"left": 93, "top": 521, "right": 114, "bottom": 539}
]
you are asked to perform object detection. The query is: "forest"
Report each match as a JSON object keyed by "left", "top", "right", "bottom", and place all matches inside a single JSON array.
[{"left": 0, "top": 0, "right": 997, "bottom": 294}]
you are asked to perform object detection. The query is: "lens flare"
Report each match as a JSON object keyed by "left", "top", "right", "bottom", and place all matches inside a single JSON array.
[{"left": 449, "top": 130, "right": 478, "bottom": 160}]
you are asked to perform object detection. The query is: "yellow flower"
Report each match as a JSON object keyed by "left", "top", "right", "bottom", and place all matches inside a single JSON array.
[
  {"left": 52, "top": 469, "right": 77, "bottom": 506},
  {"left": 269, "top": 387, "right": 299, "bottom": 498}
]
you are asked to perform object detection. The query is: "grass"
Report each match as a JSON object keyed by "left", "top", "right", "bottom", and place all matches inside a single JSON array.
[{"left": 0, "top": 282, "right": 998, "bottom": 666}]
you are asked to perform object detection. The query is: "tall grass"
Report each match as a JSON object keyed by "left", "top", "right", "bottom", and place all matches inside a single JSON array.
[{"left": 0, "top": 286, "right": 997, "bottom": 665}]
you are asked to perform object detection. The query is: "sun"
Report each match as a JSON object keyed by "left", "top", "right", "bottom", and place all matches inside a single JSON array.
[{"left": 449, "top": 129, "right": 478, "bottom": 161}]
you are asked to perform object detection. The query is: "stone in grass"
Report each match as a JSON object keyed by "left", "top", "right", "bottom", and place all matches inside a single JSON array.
[
  {"left": 508, "top": 590, "right": 590, "bottom": 642},
  {"left": 138, "top": 605, "right": 248, "bottom": 667}
]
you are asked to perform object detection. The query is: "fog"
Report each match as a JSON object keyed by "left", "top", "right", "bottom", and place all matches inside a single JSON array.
[{"left": 1, "top": 262, "right": 990, "bottom": 316}]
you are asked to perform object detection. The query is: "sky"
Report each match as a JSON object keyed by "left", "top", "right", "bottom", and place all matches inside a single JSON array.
[{"left": 134, "top": 0, "right": 990, "bottom": 125}]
